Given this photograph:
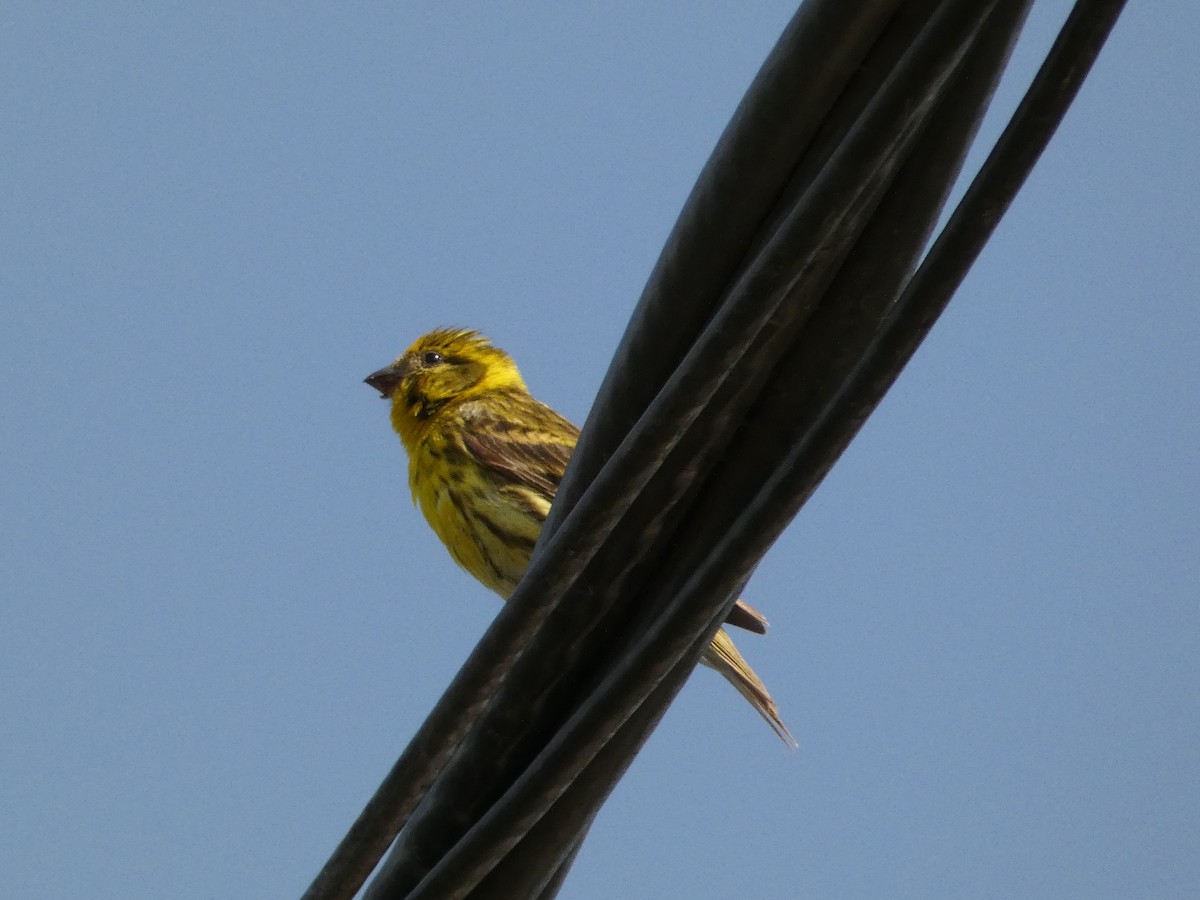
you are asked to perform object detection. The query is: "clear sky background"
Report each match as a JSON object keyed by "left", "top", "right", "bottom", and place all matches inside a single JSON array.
[{"left": 3, "top": 4, "right": 1197, "bottom": 898}]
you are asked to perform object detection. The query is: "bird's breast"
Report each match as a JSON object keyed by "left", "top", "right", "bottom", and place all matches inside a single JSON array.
[{"left": 409, "top": 438, "right": 542, "bottom": 600}]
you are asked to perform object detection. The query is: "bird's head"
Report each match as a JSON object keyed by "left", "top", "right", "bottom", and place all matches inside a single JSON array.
[{"left": 365, "top": 328, "right": 525, "bottom": 447}]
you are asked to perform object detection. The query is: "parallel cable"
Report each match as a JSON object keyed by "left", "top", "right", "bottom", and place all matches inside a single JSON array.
[{"left": 301, "top": 3, "right": 1127, "bottom": 897}]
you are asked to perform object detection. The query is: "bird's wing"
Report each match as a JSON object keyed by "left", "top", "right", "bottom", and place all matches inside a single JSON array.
[
  {"left": 727, "top": 598, "right": 769, "bottom": 635},
  {"left": 462, "top": 394, "right": 771, "bottom": 635},
  {"left": 459, "top": 395, "right": 579, "bottom": 507}
]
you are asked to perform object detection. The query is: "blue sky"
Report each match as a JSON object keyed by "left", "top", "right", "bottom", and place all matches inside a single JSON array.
[{"left": 3, "top": 4, "right": 1197, "bottom": 898}]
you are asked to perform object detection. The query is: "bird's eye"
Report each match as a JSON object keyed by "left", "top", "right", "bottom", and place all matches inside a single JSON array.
[{"left": 423, "top": 350, "right": 444, "bottom": 366}]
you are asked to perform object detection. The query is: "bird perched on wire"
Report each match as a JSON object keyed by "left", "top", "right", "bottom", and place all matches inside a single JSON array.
[{"left": 365, "top": 327, "right": 795, "bottom": 746}]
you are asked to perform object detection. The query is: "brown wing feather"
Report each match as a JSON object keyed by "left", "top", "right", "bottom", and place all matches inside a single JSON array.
[
  {"left": 727, "top": 598, "right": 769, "bottom": 635},
  {"left": 459, "top": 393, "right": 578, "bottom": 507}
]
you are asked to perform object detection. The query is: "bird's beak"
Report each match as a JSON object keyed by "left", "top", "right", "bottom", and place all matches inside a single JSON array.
[{"left": 364, "top": 361, "right": 406, "bottom": 398}]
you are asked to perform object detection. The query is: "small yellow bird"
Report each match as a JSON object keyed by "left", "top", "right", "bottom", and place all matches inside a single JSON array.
[{"left": 366, "top": 327, "right": 795, "bottom": 746}]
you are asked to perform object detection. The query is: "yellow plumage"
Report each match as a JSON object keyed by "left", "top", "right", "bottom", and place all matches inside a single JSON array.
[{"left": 366, "top": 327, "right": 795, "bottom": 746}]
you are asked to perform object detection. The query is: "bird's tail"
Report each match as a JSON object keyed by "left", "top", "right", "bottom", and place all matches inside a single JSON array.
[{"left": 702, "top": 627, "right": 797, "bottom": 748}]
